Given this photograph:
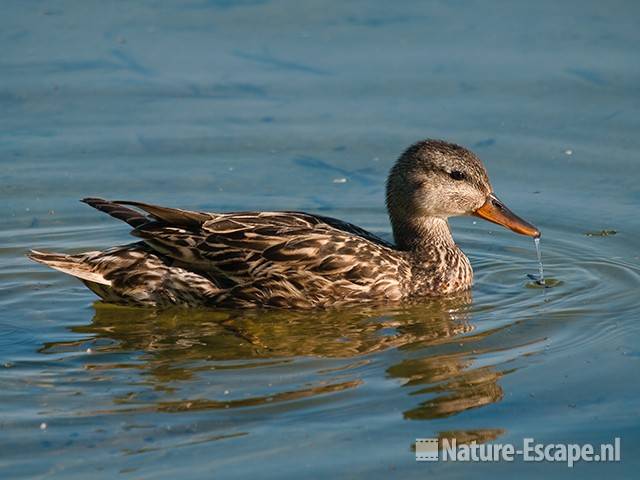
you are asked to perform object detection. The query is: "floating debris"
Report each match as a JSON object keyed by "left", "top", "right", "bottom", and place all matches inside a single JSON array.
[
  {"left": 564, "top": 149, "right": 573, "bottom": 156},
  {"left": 585, "top": 230, "right": 617, "bottom": 237},
  {"left": 526, "top": 276, "right": 561, "bottom": 289},
  {"left": 332, "top": 177, "right": 348, "bottom": 184},
  {"left": 527, "top": 273, "right": 545, "bottom": 286},
  {"left": 40, "top": 422, "right": 47, "bottom": 430}
]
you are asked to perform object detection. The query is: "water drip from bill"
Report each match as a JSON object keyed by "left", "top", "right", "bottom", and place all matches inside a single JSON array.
[{"left": 527, "top": 237, "right": 546, "bottom": 286}]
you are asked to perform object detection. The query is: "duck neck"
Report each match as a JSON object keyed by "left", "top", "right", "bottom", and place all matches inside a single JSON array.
[
  {"left": 392, "top": 215, "right": 473, "bottom": 294},
  {"left": 391, "top": 216, "right": 456, "bottom": 253}
]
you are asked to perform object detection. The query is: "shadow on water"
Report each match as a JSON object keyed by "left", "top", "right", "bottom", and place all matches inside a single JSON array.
[{"left": 38, "top": 292, "right": 514, "bottom": 432}]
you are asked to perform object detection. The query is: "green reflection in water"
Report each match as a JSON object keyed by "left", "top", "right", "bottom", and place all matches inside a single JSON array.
[{"left": 37, "top": 291, "right": 520, "bottom": 427}]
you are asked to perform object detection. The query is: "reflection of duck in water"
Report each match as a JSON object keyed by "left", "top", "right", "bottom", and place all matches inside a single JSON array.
[
  {"left": 29, "top": 140, "right": 539, "bottom": 308},
  {"left": 40, "top": 297, "right": 504, "bottom": 420},
  {"left": 44, "top": 295, "right": 473, "bottom": 360}
]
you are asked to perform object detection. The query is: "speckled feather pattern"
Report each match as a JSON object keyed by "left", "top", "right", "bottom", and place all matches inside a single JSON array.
[{"left": 28, "top": 200, "right": 471, "bottom": 308}]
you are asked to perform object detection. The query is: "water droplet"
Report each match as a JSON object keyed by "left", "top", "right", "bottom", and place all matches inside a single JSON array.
[{"left": 533, "top": 237, "right": 545, "bottom": 286}]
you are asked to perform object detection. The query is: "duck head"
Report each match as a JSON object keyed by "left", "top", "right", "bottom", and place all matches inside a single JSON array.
[{"left": 386, "top": 139, "right": 539, "bottom": 249}]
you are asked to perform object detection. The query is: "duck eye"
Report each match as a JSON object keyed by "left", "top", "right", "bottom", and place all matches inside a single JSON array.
[{"left": 449, "top": 170, "right": 465, "bottom": 181}]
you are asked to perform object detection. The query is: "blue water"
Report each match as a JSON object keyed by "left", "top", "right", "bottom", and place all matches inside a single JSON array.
[{"left": 2, "top": 1, "right": 640, "bottom": 478}]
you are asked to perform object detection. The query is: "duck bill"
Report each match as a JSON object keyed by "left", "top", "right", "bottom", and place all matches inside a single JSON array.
[{"left": 473, "top": 193, "right": 540, "bottom": 238}]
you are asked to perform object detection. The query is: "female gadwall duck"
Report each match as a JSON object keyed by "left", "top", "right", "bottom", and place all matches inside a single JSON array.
[{"left": 29, "top": 139, "right": 539, "bottom": 308}]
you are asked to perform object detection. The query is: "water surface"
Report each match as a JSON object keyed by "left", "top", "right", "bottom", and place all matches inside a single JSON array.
[{"left": 2, "top": 1, "right": 640, "bottom": 478}]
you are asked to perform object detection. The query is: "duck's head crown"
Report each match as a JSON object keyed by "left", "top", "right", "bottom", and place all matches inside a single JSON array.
[{"left": 386, "top": 139, "right": 492, "bottom": 222}]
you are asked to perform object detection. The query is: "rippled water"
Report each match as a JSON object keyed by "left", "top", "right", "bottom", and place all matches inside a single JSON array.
[{"left": 2, "top": 1, "right": 640, "bottom": 478}]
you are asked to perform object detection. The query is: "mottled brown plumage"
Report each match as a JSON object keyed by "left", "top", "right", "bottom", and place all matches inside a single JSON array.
[{"left": 28, "top": 139, "right": 539, "bottom": 308}]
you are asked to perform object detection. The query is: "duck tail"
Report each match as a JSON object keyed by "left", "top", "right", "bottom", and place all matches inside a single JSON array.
[
  {"left": 27, "top": 250, "right": 111, "bottom": 286},
  {"left": 81, "top": 198, "right": 149, "bottom": 228}
]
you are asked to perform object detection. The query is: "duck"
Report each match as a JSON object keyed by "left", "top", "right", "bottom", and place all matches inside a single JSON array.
[{"left": 28, "top": 139, "right": 540, "bottom": 309}]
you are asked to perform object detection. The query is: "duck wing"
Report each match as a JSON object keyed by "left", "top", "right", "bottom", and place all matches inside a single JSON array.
[{"left": 83, "top": 199, "right": 407, "bottom": 306}]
